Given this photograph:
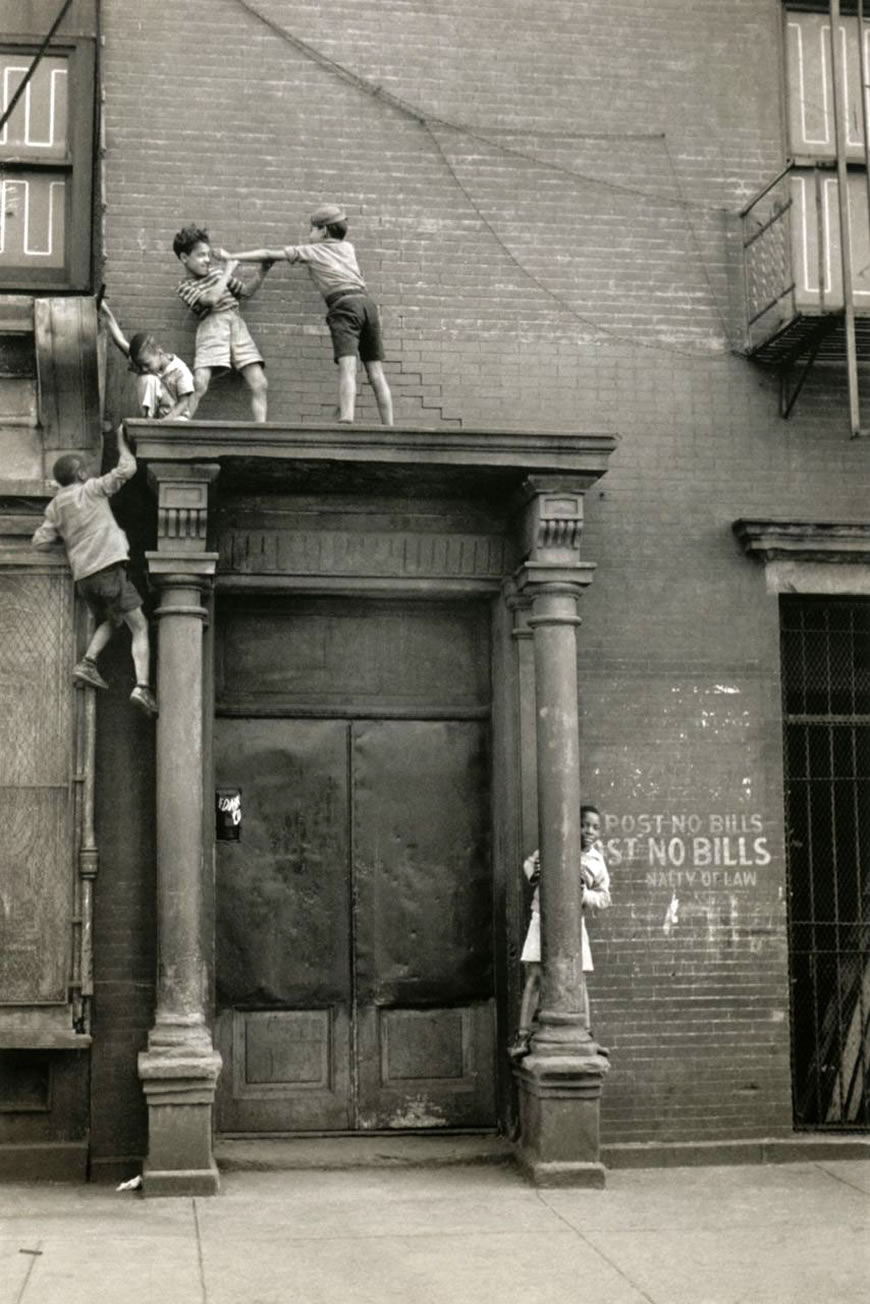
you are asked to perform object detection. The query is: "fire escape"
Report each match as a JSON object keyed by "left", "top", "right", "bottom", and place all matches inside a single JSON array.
[{"left": 740, "top": 1, "right": 870, "bottom": 436}]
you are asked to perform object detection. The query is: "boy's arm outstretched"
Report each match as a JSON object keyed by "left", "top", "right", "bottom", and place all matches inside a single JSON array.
[
  {"left": 220, "top": 246, "right": 285, "bottom": 263},
  {"left": 91, "top": 425, "right": 137, "bottom": 498},
  {"left": 100, "top": 301, "right": 130, "bottom": 357}
]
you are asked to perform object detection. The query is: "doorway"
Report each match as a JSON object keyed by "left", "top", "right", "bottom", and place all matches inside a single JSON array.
[{"left": 213, "top": 597, "right": 495, "bottom": 1133}]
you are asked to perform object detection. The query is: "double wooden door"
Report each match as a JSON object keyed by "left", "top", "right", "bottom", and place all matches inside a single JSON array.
[{"left": 213, "top": 599, "right": 495, "bottom": 1133}]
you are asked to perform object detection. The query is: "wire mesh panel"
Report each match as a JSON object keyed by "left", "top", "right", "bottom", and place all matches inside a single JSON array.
[
  {"left": 0, "top": 572, "right": 75, "bottom": 1004},
  {"left": 781, "top": 598, "right": 870, "bottom": 1129}
]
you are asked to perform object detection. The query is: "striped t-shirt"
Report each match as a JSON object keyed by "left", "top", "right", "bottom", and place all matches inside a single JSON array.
[{"left": 176, "top": 270, "right": 245, "bottom": 319}]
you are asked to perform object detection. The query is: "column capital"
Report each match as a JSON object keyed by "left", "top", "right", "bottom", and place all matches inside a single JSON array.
[
  {"left": 144, "top": 557, "right": 218, "bottom": 622},
  {"left": 145, "top": 551, "right": 219, "bottom": 580},
  {"left": 514, "top": 559, "right": 597, "bottom": 600},
  {"left": 501, "top": 576, "right": 534, "bottom": 638},
  {"left": 146, "top": 461, "right": 221, "bottom": 555},
  {"left": 515, "top": 477, "right": 588, "bottom": 568}
]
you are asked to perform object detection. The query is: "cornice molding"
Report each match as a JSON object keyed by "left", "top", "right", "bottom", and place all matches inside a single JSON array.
[
  {"left": 733, "top": 520, "right": 870, "bottom": 564},
  {"left": 129, "top": 421, "right": 618, "bottom": 487}
]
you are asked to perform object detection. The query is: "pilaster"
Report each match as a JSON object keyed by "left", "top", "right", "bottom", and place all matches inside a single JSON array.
[
  {"left": 512, "top": 477, "right": 609, "bottom": 1187},
  {"left": 138, "top": 460, "right": 221, "bottom": 1196}
]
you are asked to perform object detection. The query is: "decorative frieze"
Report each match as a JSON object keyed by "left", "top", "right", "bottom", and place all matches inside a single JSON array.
[{"left": 219, "top": 527, "right": 509, "bottom": 581}]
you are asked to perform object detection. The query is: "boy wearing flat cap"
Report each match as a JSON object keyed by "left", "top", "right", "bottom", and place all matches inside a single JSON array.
[{"left": 224, "top": 206, "right": 393, "bottom": 426}]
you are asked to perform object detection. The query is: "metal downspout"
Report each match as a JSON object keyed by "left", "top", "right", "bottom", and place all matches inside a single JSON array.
[
  {"left": 857, "top": 1, "right": 870, "bottom": 255},
  {"left": 79, "top": 686, "right": 98, "bottom": 1022},
  {"left": 829, "top": 0, "right": 863, "bottom": 437}
]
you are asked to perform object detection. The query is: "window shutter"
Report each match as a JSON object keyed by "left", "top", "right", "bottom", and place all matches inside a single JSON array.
[{"left": 785, "top": 11, "right": 870, "bottom": 161}]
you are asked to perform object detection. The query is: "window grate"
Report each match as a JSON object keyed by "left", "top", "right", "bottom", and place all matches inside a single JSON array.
[{"left": 780, "top": 597, "right": 869, "bottom": 1130}]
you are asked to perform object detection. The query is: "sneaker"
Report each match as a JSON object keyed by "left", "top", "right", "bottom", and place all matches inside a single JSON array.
[
  {"left": 130, "top": 685, "right": 159, "bottom": 717},
  {"left": 73, "top": 658, "right": 109, "bottom": 690}
]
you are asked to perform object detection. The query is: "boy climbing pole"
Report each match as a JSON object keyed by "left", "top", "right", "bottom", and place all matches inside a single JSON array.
[{"left": 31, "top": 426, "right": 158, "bottom": 717}]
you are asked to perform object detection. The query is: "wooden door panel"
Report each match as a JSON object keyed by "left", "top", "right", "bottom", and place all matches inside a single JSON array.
[
  {"left": 214, "top": 719, "right": 352, "bottom": 1131},
  {"left": 356, "top": 1002, "right": 495, "bottom": 1129},
  {"left": 215, "top": 1006, "right": 351, "bottom": 1132},
  {"left": 352, "top": 720, "right": 495, "bottom": 1128}
]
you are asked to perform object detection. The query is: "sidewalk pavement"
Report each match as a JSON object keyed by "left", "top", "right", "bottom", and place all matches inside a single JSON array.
[{"left": 1, "top": 1159, "right": 868, "bottom": 1304}]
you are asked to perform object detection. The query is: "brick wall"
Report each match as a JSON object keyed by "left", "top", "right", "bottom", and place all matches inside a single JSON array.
[{"left": 93, "top": 0, "right": 868, "bottom": 1151}]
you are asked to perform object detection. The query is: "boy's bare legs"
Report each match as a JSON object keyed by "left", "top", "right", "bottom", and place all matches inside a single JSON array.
[
  {"left": 518, "top": 962, "right": 542, "bottom": 1033},
  {"left": 364, "top": 361, "right": 394, "bottom": 426},
  {"left": 84, "top": 619, "right": 115, "bottom": 665},
  {"left": 73, "top": 619, "right": 115, "bottom": 689},
  {"left": 240, "top": 363, "right": 268, "bottom": 423},
  {"left": 337, "top": 355, "right": 357, "bottom": 422},
  {"left": 124, "top": 607, "right": 158, "bottom": 715},
  {"left": 124, "top": 607, "right": 151, "bottom": 686},
  {"left": 188, "top": 368, "right": 211, "bottom": 419},
  {"left": 509, "top": 962, "right": 541, "bottom": 1060}
]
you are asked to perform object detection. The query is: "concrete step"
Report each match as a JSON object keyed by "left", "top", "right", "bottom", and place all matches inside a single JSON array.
[
  {"left": 602, "top": 1134, "right": 870, "bottom": 1169},
  {"left": 215, "top": 1133, "right": 516, "bottom": 1173}
]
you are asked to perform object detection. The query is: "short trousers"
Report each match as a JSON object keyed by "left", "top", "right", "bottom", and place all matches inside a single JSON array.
[
  {"left": 324, "top": 292, "right": 385, "bottom": 364},
  {"left": 194, "top": 310, "right": 264, "bottom": 374},
  {"left": 136, "top": 373, "right": 172, "bottom": 419},
  {"left": 77, "top": 563, "right": 142, "bottom": 627}
]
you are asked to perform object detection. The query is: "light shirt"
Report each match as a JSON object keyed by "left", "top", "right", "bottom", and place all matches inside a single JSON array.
[
  {"left": 140, "top": 354, "right": 194, "bottom": 418},
  {"left": 581, "top": 843, "right": 611, "bottom": 899},
  {"left": 177, "top": 270, "right": 245, "bottom": 318},
  {"left": 282, "top": 239, "right": 366, "bottom": 298},
  {"left": 31, "top": 449, "right": 136, "bottom": 580}
]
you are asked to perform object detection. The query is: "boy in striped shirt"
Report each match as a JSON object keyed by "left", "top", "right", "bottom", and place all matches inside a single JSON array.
[{"left": 173, "top": 225, "right": 272, "bottom": 422}]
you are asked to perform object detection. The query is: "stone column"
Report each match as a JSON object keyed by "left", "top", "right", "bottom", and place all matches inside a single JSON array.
[
  {"left": 512, "top": 479, "right": 610, "bottom": 1187},
  {"left": 138, "top": 462, "right": 221, "bottom": 1196}
]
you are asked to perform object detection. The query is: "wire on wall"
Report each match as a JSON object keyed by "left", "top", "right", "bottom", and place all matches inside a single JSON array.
[{"left": 231, "top": 0, "right": 735, "bottom": 361}]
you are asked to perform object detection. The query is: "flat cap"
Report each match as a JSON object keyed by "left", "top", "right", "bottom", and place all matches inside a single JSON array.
[{"left": 310, "top": 204, "right": 347, "bottom": 226}]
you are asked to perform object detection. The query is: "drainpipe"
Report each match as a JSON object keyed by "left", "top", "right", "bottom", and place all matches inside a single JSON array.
[
  {"left": 858, "top": 1, "right": 870, "bottom": 242},
  {"left": 829, "top": 0, "right": 862, "bottom": 437},
  {"left": 78, "top": 686, "right": 98, "bottom": 1021}
]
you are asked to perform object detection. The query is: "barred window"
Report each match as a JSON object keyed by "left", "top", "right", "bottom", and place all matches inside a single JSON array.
[{"left": 781, "top": 597, "right": 870, "bottom": 1129}]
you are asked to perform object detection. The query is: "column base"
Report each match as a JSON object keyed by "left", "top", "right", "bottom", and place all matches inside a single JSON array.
[
  {"left": 515, "top": 1049, "right": 610, "bottom": 1187},
  {"left": 141, "top": 1161, "right": 221, "bottom": 1197},
  {"left": 517, "top": 1157, "right": 607, "bottom": 1188},
  {"left": 138, "top": 1047, "right": 222, "bottom": 1198}
]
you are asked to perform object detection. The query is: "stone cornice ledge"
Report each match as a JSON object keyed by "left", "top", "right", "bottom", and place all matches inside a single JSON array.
[
  {"left": 733, "top": 519, "right": 870, "bottom": 564},
  {"left": 127, "top": 420, "right": 618, "bottom": 481}
]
